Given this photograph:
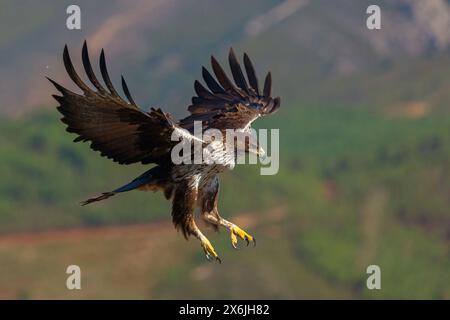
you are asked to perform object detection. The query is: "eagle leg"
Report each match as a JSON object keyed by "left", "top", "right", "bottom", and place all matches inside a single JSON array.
[
  {"left": 202, "top": 213, "right": 256, "bottom": 250},
  {"left": 228, "top": 223, "right": 256, "bottom": 249},
  {"left": 198, "top": 232, "right": 221, "bottom": 263},
  {"left": 200, "top": 176, "right": 256, "bottom": 250},
  {"left": 189, "top": 218, "right": 221, "bottom": 263},
  {"left": 172, "top": 180, "right": 221, "bottom": 263}
]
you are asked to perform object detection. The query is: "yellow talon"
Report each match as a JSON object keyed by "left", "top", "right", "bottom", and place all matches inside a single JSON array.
[
  {"left": 230, "top": 224, "right": 256, "bottom": 249},
  {"left": 200, "top": 236, "right": 221, "bottom": 263}
]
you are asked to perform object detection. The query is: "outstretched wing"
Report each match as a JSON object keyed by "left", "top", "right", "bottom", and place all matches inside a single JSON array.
[
  {"left": 49, "top": 41, "right": 188, "bottom": 165},
  {"left": 180, "top": 48, "right": 280, "bottom": 132}
]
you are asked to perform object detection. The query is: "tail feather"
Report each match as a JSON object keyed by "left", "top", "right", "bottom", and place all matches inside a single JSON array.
[
  {"left": 80, "top": 166, "right": 168, "bottom": 206},
  {"left": 81, "top": 192, "right": 116, "bottom": 206}
]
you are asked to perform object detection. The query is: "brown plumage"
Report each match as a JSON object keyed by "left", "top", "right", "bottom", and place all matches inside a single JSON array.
[{"left": 49, "top": 41, "right": 280, "bottom": 262}]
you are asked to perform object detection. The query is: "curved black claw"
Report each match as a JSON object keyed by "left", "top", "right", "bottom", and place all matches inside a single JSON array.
[
  {"left": 205, "top": 253, "right": 222, "bottom": 264},
  {"left": 244, "top": 235, "right": 256, "bottom": 247}
]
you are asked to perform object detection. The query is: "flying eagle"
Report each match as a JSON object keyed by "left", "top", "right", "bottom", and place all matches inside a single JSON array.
[{"left": 49, "top": 41, "right": 280, "bottom": 262}]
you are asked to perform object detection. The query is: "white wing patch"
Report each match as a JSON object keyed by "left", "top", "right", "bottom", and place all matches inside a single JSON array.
[{"left": 172, "top": 126, "right": 204, "bottom": 143}]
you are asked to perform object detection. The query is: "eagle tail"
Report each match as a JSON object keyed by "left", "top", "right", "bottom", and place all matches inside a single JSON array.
[
  {"left": 81, "top": 166, "right": 166, "bottom": 206},
  {"left": 81, "top": 192, "right": 117, "bottom": 206}
]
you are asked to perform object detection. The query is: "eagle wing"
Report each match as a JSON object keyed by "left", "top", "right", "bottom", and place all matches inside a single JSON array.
[
  {"left": 180, "top": 48, "right": 280, "bottom": 132},
  {"left": 49, "top": 42, "right": 191, "bottom": 165}
]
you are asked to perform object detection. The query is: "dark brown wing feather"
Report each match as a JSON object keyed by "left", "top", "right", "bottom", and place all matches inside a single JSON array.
[
  {"left": 181, "top": 48, "right": 280, "bottom": 132},
  {"left": 49, "top": 41, "right": 180, "bottom": 165}
]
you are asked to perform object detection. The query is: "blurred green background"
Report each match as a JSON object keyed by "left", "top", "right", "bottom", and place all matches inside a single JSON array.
[{"left": 0, "top": 0, "right": 449, "bottom": 299}]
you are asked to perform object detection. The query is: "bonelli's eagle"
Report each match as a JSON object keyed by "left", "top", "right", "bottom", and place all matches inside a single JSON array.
[{"left": 49, "top": 41, "right": 280, "bottom": 262}]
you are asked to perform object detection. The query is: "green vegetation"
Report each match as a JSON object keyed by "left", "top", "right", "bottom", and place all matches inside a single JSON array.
[{"left": 0, "top": 104, "right": 449, "bottom": 299}]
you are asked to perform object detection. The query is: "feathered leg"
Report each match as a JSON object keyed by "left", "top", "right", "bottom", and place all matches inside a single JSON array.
[
  {"left": 172, "top": 178, "right": 221, "bottom": 263},
  {"left": 200, "top": 176, "right": 256, "bottom": 249}
]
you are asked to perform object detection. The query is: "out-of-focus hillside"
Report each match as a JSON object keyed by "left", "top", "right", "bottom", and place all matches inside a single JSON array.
[
  {"left": 0, "top": 106, "right": 449, "bottom": 299},
  {"left": 2, "top": 0, "right": 450, "bottom": 115}
]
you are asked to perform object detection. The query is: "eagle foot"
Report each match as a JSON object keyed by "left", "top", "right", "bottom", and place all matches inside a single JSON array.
[
  {"left": 230, "top": 224, "right": 256, "bottom": 249},
  {"left": 200, "top": 236, "right": 221, "bottom": 263}
]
